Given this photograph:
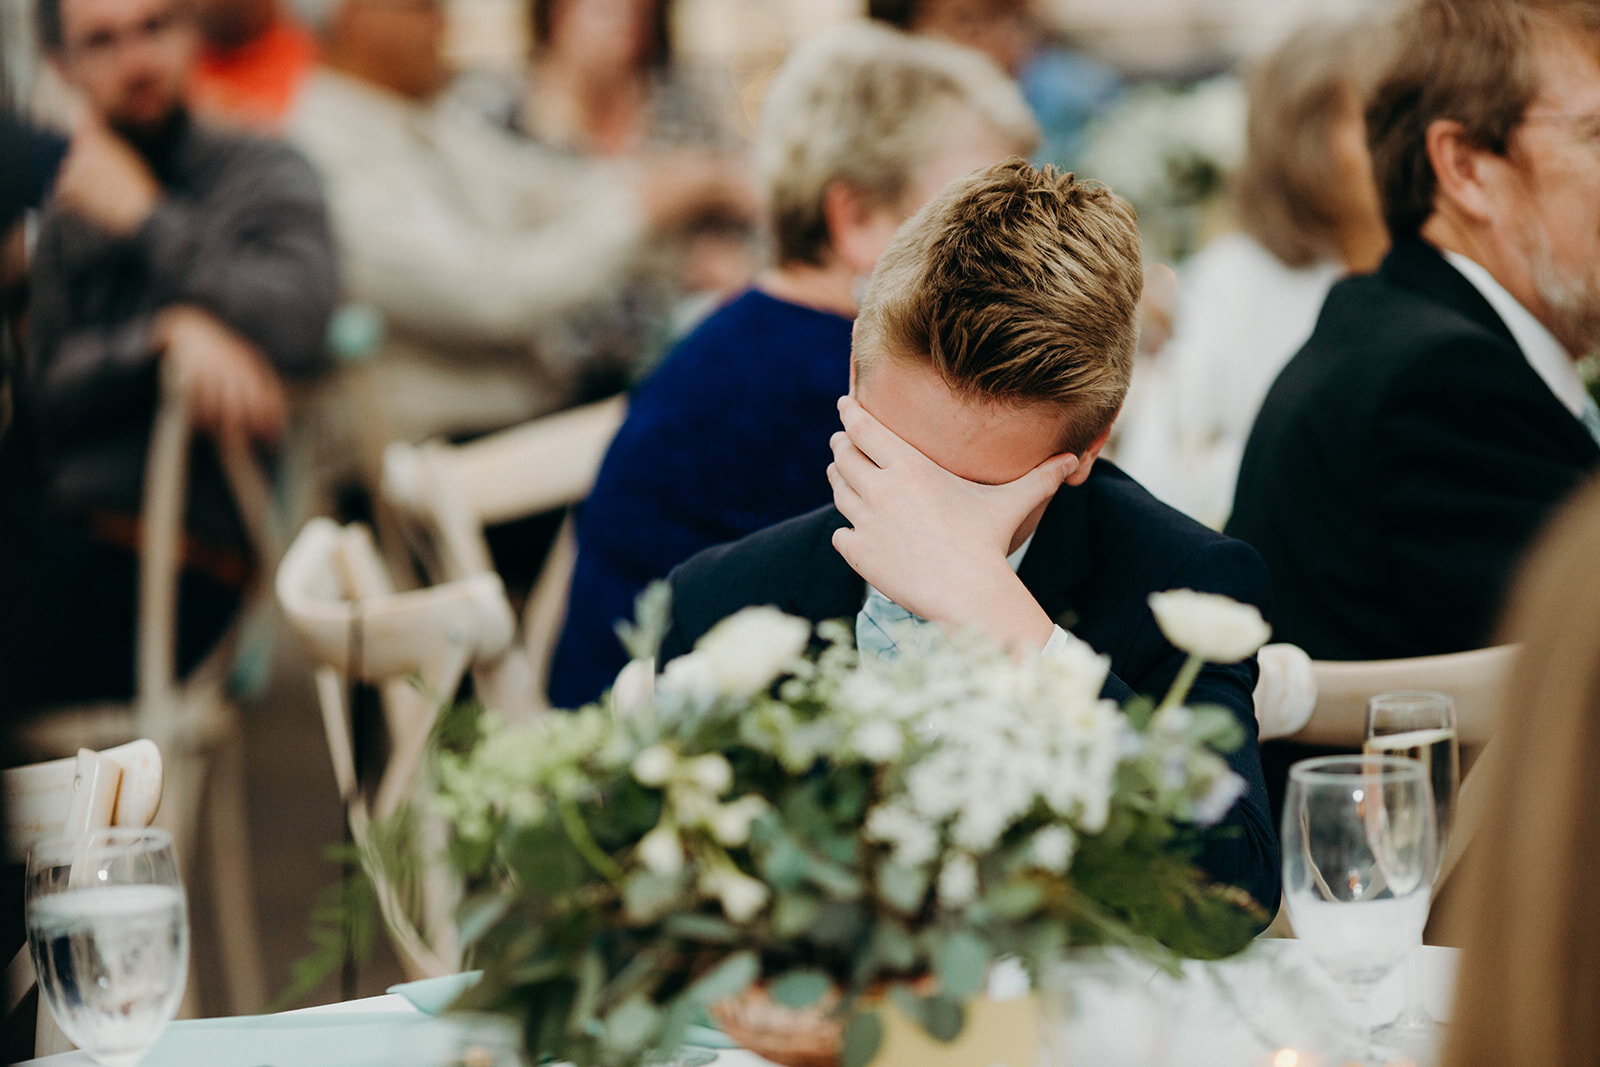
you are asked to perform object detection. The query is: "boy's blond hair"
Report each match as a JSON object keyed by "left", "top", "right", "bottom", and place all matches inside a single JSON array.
[{"left": 855, "top": 158, "right": 1143, "bottom": 454}]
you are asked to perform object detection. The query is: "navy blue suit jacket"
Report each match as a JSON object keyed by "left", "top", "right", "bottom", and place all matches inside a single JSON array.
[{"left": 662, "top": 462, "right": 1282, "bottom": 913}]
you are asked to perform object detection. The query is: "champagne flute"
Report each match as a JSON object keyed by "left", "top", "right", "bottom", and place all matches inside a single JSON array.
[
  {"left": 1363, "top": 691, "right": 1458, "bottom": 1050},
  {"left": 1281, "top": 755, "right": 1436, "bottom": 1065},
  {"left": 26, "top": 828, "right": 189, "bottom": 1066}
]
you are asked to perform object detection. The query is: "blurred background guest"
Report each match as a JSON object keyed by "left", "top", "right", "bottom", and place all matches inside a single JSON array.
[
  {"left": 190, "top": 0, "right": 318, "bottom": 130},
  {"left": 286, "top": 0, "right": 755, "bottom": 485},
  {"left": 1114, "top": 15, "right": 1388, "bottom": 529},
  {"left": 1, "top": 107, "right": 68, "bottom": 441},
  {"left": 0, "top": 0, "right": 336, "bottom": 712},
  {"left": 866, "top": 0, "right": 1120, "bottom": 169},
  {"left": 1444, "top": 473, "right": 1600, "bottom": 1066},
  {"left": 451, "top": 0, "right": 758, "bottom": 392},
  {"left": 1228, "top": 0, "right": 1600, "bottom": 664},
  {"left": 548, "top": 22, "right": 1038, "bottom": 708}
]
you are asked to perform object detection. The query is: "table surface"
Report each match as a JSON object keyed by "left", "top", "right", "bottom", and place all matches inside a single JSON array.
[{"left": 22, "top": 942, "right": 1459, "bottom": 1067}]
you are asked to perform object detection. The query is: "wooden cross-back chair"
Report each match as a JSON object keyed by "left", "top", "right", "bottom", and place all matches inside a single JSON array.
[
  {"left": 3, "top": 739, "right": 164, "bottom": 1056},
  {"left": 381, "top": 395, "right": 626, "bottom": 710},
  {"left": 276, "top": 517, "right": 521, "bottom": 978},
  {"left": 10, "top": 364, "right": 275, "bottom": 1014}
]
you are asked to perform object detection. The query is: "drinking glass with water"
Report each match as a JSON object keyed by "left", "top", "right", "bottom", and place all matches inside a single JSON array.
[
  {"left": 1281, "top": 755, "right": 1436, "bottom": 1066},
  {"left": 26, "top": 828, "right": 189, "bottom": 1065}
]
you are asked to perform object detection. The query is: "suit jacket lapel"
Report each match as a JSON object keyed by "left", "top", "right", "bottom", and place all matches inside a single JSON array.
[
  {"left": 1384, "top": 238, "right": 1600, "bottom": 463},
  {"left": 1017, "top": 482, "right": 1093, "bottom": 629},
  {"left": 1382, "top": 237, "right": 1518, "bottom": 347}
]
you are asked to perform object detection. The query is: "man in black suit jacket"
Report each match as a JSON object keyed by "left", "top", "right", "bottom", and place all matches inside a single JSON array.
[
  {"left": 1228, "top": 0, "right": 1600, "bottom": 663},
  {"left": 660, "top": 160, "right": 1281, "bottom": 912}
]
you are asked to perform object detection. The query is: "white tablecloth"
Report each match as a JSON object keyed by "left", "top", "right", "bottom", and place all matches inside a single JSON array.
[{"left": 21, "top": 942, "right": 1458, "bottom": 1067}]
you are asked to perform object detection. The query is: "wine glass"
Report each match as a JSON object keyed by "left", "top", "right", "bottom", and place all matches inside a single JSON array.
[
  {"left": 26, "top": 828, "right": 189, "bottom": 1066},
  {"left": 1281, "top": 755, "right": 1436, "bottom": 1065},
  {"left": 1364, "top": 690, "right": 1458, "bottom": 1051}
]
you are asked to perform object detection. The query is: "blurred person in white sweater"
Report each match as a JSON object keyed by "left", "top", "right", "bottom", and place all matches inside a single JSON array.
[
  {"left": 1114, "top": 16, "right": 1390, "bottom": 529},
  {"left": 285, "top": 0, "right": 752, "bottom": 478}
]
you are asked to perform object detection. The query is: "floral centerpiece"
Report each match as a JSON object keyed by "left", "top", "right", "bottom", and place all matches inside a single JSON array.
[{"left": 430, "top": 586, "right": 1270, "bottom": 1067}]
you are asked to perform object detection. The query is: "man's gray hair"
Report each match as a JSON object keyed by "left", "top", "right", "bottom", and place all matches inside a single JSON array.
[{"left": 754, "top": 22, "right": 1038, "bottom": 267}]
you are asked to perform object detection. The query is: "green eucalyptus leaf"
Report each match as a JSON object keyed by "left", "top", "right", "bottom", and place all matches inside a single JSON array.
[
  {"left": 1187, "top": 704, "right": 1246, "bottom": 752},
  {"left": 934, "top": 931, "right": 991, "bottom": 1000},
  {"left": 454, "top": 889, "right": 514, "bottom": 948},
  {"left": 920, "top": 993, "right": 966, "bottom": 1043},
  {"left": 663, "top": 913, "right": 741, "bottom": 944},
  {"left": 868, "top": 918, "right": 918, "bottom": 973},
  {"left": 980, "top": 880, "right": 1046, "bottom": 921},
  {"left": 601, "top": 995, "right": 662, "bottom": 1057},
  {"left": 877, "top": 862, "right": 929, "bottom": 915},
  {"left": 808, "top": 901, "right": 868, "bottom": 947},
  {"left": 684, "top": 950, "right": 760, "bottom": 1006},
  {"left": 623, "top": 873, "right": 684, "bottom": 923},
  {"left": 759, "top": 835, "right": 810, "bottom": 890},
  {"left": 773, "top": 892, "right": 822, "bottom": 938},
  {"left": 768, "top": 969, "right": 833, "bottom": 1010},
  {"left": 806, "top": 856, "right": 864, "bottom": 900},
  {"left": 841, "top": 1010, "right": 883, "bottom": 1067},
  {"left": 1122, "top": 695, "right": 1156, "bottom": 731}
]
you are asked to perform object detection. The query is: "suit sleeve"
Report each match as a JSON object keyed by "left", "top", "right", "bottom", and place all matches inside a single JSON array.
[
  {"left": 1372, "top": 341, "right": 1596, "bottom": 652},
  {"left": 1105, "top": 536, "right": 1280, "bottom": 916}
]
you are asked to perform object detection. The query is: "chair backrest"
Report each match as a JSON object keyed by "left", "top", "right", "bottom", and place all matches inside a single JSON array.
[
  {"left": 381, "top": 395, "right": 626, "bottom": 707},
  {"left": 277, "top": 517, "right": 523, "bottom": 978},
  {"left": 137, "top": 362, "right": 286, "bottom": 745},
  {"left": 3, "top": 740, "right": 164, "bottom": 864}
]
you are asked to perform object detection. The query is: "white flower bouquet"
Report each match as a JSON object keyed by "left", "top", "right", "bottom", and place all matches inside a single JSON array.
[{"left": 430, "top": 586, "right": 1269, "bottom": 1067}]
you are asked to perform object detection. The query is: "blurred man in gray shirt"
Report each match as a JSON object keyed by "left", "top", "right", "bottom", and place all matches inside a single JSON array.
[{"left": 2, "top": 0, "right": 336, "bottom": 711}]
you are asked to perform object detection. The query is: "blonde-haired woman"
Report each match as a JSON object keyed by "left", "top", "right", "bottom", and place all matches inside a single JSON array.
[
  {"left": 1115, "top": 15, "right": 1391, "bottom": 529},
  {"left": 1443, "top": 472, "right": 1600, "bottom": 1065}
]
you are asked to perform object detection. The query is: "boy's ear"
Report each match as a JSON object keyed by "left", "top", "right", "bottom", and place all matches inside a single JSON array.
[{"left": 1065, "top": 422, "right": 1116, "bottom": 487}]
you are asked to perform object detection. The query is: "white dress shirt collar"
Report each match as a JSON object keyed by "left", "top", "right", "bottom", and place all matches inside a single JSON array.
[{"left": 1442, "top": 249, "right": 1589, "bottom": 418}]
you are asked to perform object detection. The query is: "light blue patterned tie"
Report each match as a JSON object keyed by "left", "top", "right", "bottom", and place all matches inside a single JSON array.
[
  {"left": 856, "top": 587, "right": 930, "bottom": 661},
  {"left": 1581, "top": 393, "right": 1600, "bottom": 448}
]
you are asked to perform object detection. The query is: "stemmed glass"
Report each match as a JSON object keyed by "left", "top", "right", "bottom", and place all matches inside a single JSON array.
[
  {"left": 1363, "top": 690, "right": 1458, "bottom": 1051},
  {"left": 1281, "top": 755, "right": 1436, "bottom": 1065},
  {"left": 26, "top": 828, "right": 190, "bottom": 1066}
]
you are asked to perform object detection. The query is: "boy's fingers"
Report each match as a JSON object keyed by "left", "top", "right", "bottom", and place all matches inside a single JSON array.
[{"left": 838, "top": 395, "right": 918, "bottom": 470}]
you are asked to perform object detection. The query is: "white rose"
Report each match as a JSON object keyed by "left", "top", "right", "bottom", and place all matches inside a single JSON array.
[
  {"left": 695, "top": 607, "right": 812, "bottom": 697},
  {"left": 632, "top": 744, "right": 678, "bottom": 787},
  {"left": 1147, "top": 590, "right": 1271, "bottom": 663},
  {"left": 659, "top": 652, "right": 719, "bottom": 705},
  {"left": 637, "top": 823, "right": 684, "bottom": 877},
  {"left": 937, "top": 854, "right": 978, "bottom": 909},
  {"left": 851, "top": 719, "right": 904, "bottom": 763}
]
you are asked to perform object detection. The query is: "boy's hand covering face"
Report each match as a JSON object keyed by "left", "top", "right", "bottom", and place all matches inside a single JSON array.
[{"left": 828, "top": 395, "right": 1076, "bottom": 653}]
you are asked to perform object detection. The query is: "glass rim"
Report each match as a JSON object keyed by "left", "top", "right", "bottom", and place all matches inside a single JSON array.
[
  {"left": 1367, "top": 689, "right": 1456, "bottom": 707},
  {"left": 28, "top": 826, "right": 174, "bottom": 865},
  {"left": 1288, "top": 754, "right": 1427, "bottom": 783}
]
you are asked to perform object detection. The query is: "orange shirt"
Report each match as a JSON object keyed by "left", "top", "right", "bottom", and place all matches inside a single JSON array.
[{"left": 191, "top": 16, "right": 319, "bottom": 131}]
